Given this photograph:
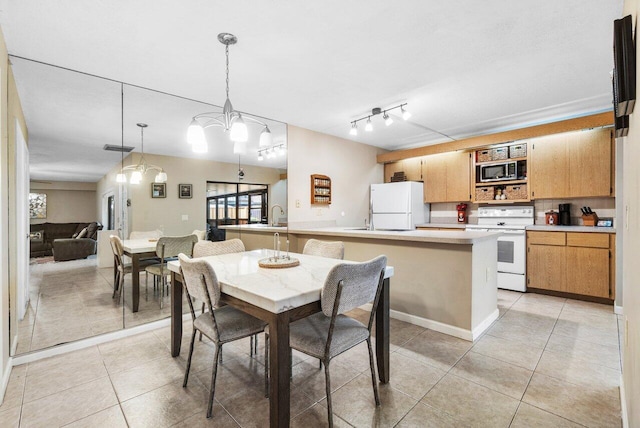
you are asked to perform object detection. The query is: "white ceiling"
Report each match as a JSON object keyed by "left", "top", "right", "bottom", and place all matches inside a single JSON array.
[{"left": 0, "top": 0, "right": 624, "bottom": 182}]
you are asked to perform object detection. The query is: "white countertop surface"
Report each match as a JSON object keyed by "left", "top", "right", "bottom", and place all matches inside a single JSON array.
[
  {"left": 221, "top": 224, "right": 501, "bottom": 244},
  {"left": 168, "top": 249, "right": 394, "bottom": 313},
  {"left": 121, "top": 239, "right": 157, "bottom": 253},
  {"left": 526, "top": 225, "right": 616, "bottom": 233}
]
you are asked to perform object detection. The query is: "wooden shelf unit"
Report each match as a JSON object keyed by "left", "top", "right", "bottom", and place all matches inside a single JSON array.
[
  {"left": 311, "top": 174, "right": 331, "bottom": 205},
  {"left": 472, "top": 142, "right": 530, "bottom": 203}
]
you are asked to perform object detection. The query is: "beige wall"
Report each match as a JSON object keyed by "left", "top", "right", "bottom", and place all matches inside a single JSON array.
[
  {"left": 622, "top": 2, "right": 640, "bottom": 426},
  {"left": 0, "top": 26, "right": 28, "bottom": 386},
  {"left": 97, "top": 152, "right": 286, "bottom": 238},
  {"left": 287, "top": 125, "right": 385, "bottom": 227},
  {"left": 29, "top": 181, "right": 97, "bottom": 225}
]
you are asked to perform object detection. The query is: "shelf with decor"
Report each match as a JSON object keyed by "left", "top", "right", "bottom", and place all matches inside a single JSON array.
[
  {"left": 472, "top": 142, "right": 530, "bottom": 203},
  {"left": 311, "top": 174, "right": 331, "bottom": 205}
]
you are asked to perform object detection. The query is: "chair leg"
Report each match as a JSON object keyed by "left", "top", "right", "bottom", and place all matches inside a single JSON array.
[
  {"left": 254, "top": 334, "right": 258, "bottom": 354},
  {"left": 160, "top": 276, "right": 165, "bottom": 309},
  {"left": 324, "top": 361, "right": 334, "bottom": 428},
  {"left": 219, "top": 344, "right": 223, "bottom": 364},
  {"left": 199, "top": 302, "right": 204, "bottom": 342},
  {"left": 145, "top": 271, "right": 148, "bottom": 302},
  {"left": 183, "top": 329, "right": 197, "bottom": 387},
  {"left": 112, "top": 271, "right": 119, "bottom": 298},
  {"left": 250, "top": 335, "right": 254, "bottom": 357},
  {"left": 366, "top": 338, "right": 381, "bottom": 406},
  {"left": 207, "top": 344, "right": 222, "bottom": 418}
]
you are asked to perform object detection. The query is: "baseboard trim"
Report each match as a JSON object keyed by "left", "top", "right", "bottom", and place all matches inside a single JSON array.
[
  {"left": 0, "top": 357, "right": 13, "bottom": 407},
  {"left": 620, "top": 374, "right": 629, "bottom": 428},
  {"left": 615, "top": 305, "right": 623, "bottom": 315},
  {"left": 12, "top": 313, "right": 191, "bottom": 367},
  {"left": 359, "top": 304, "right": 497, "bottom": 342}
]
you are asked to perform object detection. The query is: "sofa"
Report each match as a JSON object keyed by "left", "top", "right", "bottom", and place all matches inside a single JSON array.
[{"left": 29, "top": 222, "right": 103, "bottom": 261}]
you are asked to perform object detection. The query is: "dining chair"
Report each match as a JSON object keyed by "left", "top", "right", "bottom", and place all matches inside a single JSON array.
[
  {"left": 109, "top": 235, "right": 131, "bottom": 300},
  {"left": 191, "top": 229, "right": 207, "bottom": 241},
  {"left": 146, "top": 234, "right": 198, "bottom": 308},
  {"left": 129, "top": 229, "right": 163, "bottom": 240},
  {"left": 266, "top": 256, "right": 387, "bottom": 427},
  {"left": 192, "top": 239, "right": 257, "bottom": 359},
  {"left": 302, "top": 239, "right": 345, "bottom": 260},
  {"left": 264, "top": 238, "right": 345, "bottom": 392},
  {"left": 178, "top": 253, "right": 267, "bottom": 418}
]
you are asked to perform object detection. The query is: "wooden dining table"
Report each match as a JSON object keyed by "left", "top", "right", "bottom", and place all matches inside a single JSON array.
[
  {"left": 120, "top": 239, "right": 157, "bottom": 312},
  {"left": 167, "top": 249, "right": 394, "bottom": 428}
]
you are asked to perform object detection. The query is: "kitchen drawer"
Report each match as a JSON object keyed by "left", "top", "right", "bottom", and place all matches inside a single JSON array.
[
  {"left": 527, "top": 231, "right": 566, "bottom": 246},
  {"left": 566, "top": 232, "right": 609, "bottom": 248}
]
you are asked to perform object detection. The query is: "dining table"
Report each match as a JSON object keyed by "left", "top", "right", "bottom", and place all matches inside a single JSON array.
[
  {"left": 167, "top": 249, "right": 394, "bottom": 428},
  {"left": 120, "top": 239, "right": 158, "bottom": 312}
]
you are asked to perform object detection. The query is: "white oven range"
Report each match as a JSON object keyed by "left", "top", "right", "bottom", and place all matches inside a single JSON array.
[{"left": 466, "top": 206, "right": 534, "bottom": 292}]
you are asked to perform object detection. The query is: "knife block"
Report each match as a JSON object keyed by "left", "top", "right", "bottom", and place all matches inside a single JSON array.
[{"left": 582, "top": 213, "right": 598, "bottom": 226}]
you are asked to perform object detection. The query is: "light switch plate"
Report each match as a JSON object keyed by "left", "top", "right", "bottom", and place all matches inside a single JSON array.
[{"left": 182, "top": 214, "right": 188, "bottom": 221}]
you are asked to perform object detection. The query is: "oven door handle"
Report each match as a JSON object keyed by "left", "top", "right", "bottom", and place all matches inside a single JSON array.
[{"left": 501, "top": 230, "right": 526, "bottom": 235}]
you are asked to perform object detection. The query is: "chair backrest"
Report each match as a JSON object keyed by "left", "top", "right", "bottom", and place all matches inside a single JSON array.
[
  {"left": 178, "top": 253, "right": 221, "bottom": 310},
  {"left": 303, "top": 239, "right": 345, "bottom": 260},
  {"left": 129, "top": 229, "right": 163, "bottom": 240},
  {"left": 321, "top": 255, "right": 387, "bottom": 317},
  {"left": 109, "top": 235, "right": 125, "bottom": 271},
  {"left": 156, "top": 234, "right": 198, "bottom": 259},
  {"left": 193, "top": 239, "right": 245, "bottom": 258},
  {"left": 191, "top": 229, "right": 206, "bottom": 241}
]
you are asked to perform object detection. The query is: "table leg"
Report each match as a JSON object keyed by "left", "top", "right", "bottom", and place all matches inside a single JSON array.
[
  {"left": 170, "top": 271, "right": 183, "bottom": 357},
  {"left": 269, "top": 312, "right": 291, "bottom": 428},
  {"left": 132, "top": 254, "right": 140, "bottom": 312},
  {"left": 375, "top": 277, "right": 390, "bottom": 383}
]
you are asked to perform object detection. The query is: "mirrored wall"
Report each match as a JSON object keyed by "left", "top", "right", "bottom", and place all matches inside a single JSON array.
[{"left": 10, "top": 56, "right": 287, "bottom": 355}]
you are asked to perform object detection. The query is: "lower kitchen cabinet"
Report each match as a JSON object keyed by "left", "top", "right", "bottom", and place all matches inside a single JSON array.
[{"left": 527, "top": 231, "right": 615, "bottom": 300}]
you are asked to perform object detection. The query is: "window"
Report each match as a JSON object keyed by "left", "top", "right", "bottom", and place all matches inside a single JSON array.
[{"left": 206, "top": 182, "right": 268, "bottom": 228}]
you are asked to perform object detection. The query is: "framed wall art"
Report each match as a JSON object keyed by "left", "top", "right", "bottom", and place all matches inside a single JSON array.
[
  {"left": 179, "top": 183, "right": 192, "bottom": 199},
  {"left": 29, "top": 193, "right": 47, "bottom": 219},
  {"left": 151, "top": 182, "right": 166, "bottom": 198}
]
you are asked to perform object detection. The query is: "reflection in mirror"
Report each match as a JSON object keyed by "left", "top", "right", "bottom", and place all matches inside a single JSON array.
[
  {"left": 10, "top": 58, "right": 287, "bottom": 354},
  {"left": 10, "top": 57, "right": 125, "bottom": 354}
]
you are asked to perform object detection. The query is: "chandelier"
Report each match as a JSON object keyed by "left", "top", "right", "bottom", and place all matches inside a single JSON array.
[
  {"left": 116, "top": 123, "right": 167, "bottom": 184},
  {"left": 187, "top": 33, "right": 273, "bottom": 154},
  {"left": 349, "top": 103, "right": 411, "bottom": 136}
]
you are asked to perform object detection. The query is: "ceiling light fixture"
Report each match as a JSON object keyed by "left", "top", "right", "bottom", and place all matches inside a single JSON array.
[
  {"left": 187, "top": 33, "right": 273, "bottom": 154},
  {"left": 116, "top": 123, "right": 167, "bottom": 184},
  {"left": 349, "top": 103, "right": 410, "bottom": 136},
  {"left": 257, "top": 143, "right": 286, "bottom": 161}
]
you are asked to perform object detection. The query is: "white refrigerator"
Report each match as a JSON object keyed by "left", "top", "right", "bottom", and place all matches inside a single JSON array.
[{"left": 370, "top": 182, "right": 430, "bottom": 230}]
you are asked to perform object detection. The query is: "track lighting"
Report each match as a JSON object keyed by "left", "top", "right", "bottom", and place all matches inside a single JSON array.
[
  {"left": 348, "top": 103, "right": 409, "bottom": 136},
  {"left": 257, "top": 143, "right": 286, "bottom": 161}
]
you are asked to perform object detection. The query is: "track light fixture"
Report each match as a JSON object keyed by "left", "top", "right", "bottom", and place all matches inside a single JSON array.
[
  {"left": 257, "top": 143, "right": 286, "bottom": 161},
  {"left": 349, "top": 103, "right": 410, "bottom": 136}
]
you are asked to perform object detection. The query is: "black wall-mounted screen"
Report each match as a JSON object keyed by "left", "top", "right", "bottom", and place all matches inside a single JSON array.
[{"left": 613, "top": 14, "right": 636, "bottom": 132}]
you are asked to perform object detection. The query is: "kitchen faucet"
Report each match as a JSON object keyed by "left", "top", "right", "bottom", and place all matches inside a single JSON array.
[{"left": 271, "top": 204, "right": 284, "bottom": 226}]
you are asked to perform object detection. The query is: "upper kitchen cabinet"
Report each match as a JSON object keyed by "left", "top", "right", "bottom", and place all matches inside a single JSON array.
[
  {"left": 423, "top": 151, "right": 472, "bottom": 203},
  {"left": 383, "top": 157, "right": 422, "bottom": 182},
  {"left": 530, "top": 128, "right": 613, "bottom": 199}
]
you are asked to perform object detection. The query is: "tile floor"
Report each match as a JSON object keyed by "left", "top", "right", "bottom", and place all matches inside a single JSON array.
[
  {"left": 1, "top": 289, "right": 623, "bottom": 427},
  {"left": 17, "top": 257, "right": 181, "bottom": 353}
]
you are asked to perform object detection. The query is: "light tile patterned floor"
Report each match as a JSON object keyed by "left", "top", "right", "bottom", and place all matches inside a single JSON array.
[{"left": 1, "top": 288, "right": 623, "bottom": 427}]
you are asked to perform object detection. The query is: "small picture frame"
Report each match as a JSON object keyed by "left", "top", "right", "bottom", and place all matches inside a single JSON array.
[
  {"left": 179, "top": 183, "right": 192, "bottom": 199},
  {"left": 151, "top": 182, "right": 166, "bottom": 198}
]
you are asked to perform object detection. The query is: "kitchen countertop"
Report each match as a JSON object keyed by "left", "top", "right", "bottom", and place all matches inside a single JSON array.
[
  {"left": 526, "top": 225, "right": 616, "bottom": 233},
  {"left": 221, "top": 224, "right": 501, "bottom": 244},
  {"left": 415, "top": 223, "right": 467, "bottom": 229}
]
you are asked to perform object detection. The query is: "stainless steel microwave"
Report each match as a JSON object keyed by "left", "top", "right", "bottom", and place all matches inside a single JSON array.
[{"left": 479, "top": 161, "right": 517, "bottom": 182}]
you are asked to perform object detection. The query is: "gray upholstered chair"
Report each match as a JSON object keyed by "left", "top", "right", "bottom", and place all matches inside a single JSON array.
[
  {"left": 193, "top": 239, "right": 245, "bottom": 257},
  {"left": 109, "top": 235, "right": 131, "bottom": 300},
  {"left": 192, "top": 239, "right": 255, "bottom": 357},
  {"left": 145, "top": 234, "right": 198, "bottom": 308},
  {"left": 266, "top": 256, "right": 387, "bottom": 427},
  {"left": 303, "top": 239, "right": 345, "bottom": 260},
  {"left": 178, "top": 253, "right": 267, "bottom": 419}
]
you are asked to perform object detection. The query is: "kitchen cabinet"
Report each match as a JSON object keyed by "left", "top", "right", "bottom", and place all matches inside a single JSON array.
[
  {"left": 530, "top": 128, "right": 613, "bottom": 199},
  {"left": 527, "top": 230, "right": 614, "bottom": 300},
  {"left": 383, "top": 158, "right": 422, "bottom": 183},
  {"left": 423, "top": 151, "right": 471, "bottom": 203}
]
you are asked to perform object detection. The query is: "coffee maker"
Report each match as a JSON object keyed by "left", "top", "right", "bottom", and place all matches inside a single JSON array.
[{"left": 558, "top": 203, "right": 571, "bottom": 225}]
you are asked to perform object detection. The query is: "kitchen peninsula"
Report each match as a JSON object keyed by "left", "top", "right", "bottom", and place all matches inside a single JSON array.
[{"left": 223, "top": 225, "right": 501, "bottom": 341}]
